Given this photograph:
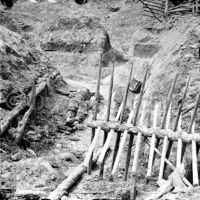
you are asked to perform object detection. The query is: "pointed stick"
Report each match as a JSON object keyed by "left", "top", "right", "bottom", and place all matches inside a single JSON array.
[
  {"left": 130, "top": 101, "right": 146, "bottom": 200},
  {"left": 158, "top": 103, "right": 171, "bottom": 180},
  {"left": 87, "top": 53, "right": 103, "bottom": 174},
  {"left": 166, "top": 76, "right": 190, "bottom": 168},
  {"left": 97, "top": 103, "right": 123, "bottom": 165},
  {"left": 148, "top": 73, "right": 178, "bottom": 180},
  {"left": 99, "top": 59, "right": 115, "bottom": 179},
  {"left": 160, "top": 73, "right": 178, "bottom": 129},
  {"left": 131, "top": 101, "right": 146, "bottom": 174},
  {"left": 124, "top": 69, "right": 148, "bottom": 181},
  {"left": 110, "top": 99, "right": 137, "bottom": 181},
  {"left": 111, "top": 64, "right": 134, "bottom": 169},
  {"left": 181, "top": 91, "right": 200, "bottom": 161},
  {"left": 192, "top": 121, "right": 199, "bottom": 187},
  {"left": 146, "top": 102, "right": 159, "bottom": 182},
  {"left": 176, "top": 115, "right": 182, "bottom": 168}
]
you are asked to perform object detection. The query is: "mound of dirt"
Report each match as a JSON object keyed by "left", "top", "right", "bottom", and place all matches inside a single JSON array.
[
  {"left": 39, "top": 16, "right": 127, "bottom": 79},
  {"left": 0, "top": 22, "right": 52, "bottom": 109}
]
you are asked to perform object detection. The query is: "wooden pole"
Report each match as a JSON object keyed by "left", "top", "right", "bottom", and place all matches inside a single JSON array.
[
  {"left": 88, "top": 52, "right": 103, "bottom": 174},
  {"left": 15, "top": 82, "right": 36, "bottom": 144},
  {"left": 164, "top": 0, "right": 169, "bottom": 14},
  {"left": 124, "top": 69, "right": 148, "bottom": 181},
  {"left": 151, "top": 73, "right": 178, "bottom": 180},
  {"left": 168, "top": 76, "right": 190, "bottom": 168},
  {"left": 99, "top": 59, "right": 115, "bottom": 179},
  {"left": 181, "top": 91, "right": 200, "bottom": 161},
  {"left": 111, "top": 63, "right": 134, "bottom": 170},
  {"left": 146, "top": 102, "right": 159, "bottom": 182},
  {"left": 97, "top": 103, "right": 123, "bottom": 165},
  {"left": 176, "top": 115, "right": 182, "bottom": 168},
  {"left": 192, "top": 121, "right": 199, "bottom": 187},
  {"left": 130, "top": 101, "right": 146, "bottom": 200},
  {"left": 110, "top": 99, "right": 137, "bottom": 181},
  {"left": 158, "top": 103, "right": 171, "bottom": 180}
]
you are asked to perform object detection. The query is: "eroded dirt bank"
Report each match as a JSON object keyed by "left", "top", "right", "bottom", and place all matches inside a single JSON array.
[{"left": 0, "top": 0, "right": 200, "bottom": 200}]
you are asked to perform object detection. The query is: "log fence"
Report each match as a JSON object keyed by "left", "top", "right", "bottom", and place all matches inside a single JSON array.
[{"left": 84, "top": 58, "right": 199, "bottom": 199}]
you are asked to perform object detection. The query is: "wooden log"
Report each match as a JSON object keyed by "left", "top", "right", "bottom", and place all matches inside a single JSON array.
[
  {"left": 182, "top": 103, "right": 195, "bottom": 115},
  {"left": 87, "top": 120, "right": 200, "bottom": 145},
  {"left": 124, "top": 69, "right": 148, "bottom": 181},
  {"left": 99, "top": 59, "right": 115, "bottom": 179},
  {"left": 110, "top": 100, "right": 137, "bottom": 181},
  {"left": 192, "top": 121, "right": 199, "bottom": 187},
  {"left": 0, "top": 81, "right": 48, "bottom": 136},
  {"left": 146, "top": 102, "right": 159, "bottom": 181},
  {"left": 164, "top": 0, "right": 169, "bottom": 14},
  {"left": 47, "top": 149, "right": 104, "bottom": 200},
  {"left": 97, "top": 103, "right": 123, "bottom": 165},
  {"left": 158, "top": 103, "right": 171, "bottom": 180},
  {"left": 15, "top": 82, "right": 36, "bottom": 144},
  {"left": 111, "top": 63, "right": 134, "bottom": 170},
  {"left": 88, "top": 52, "right": 103, "bottom": 175}
]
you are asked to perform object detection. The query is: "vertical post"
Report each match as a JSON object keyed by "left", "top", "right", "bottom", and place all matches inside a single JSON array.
[
  {"left": 192, "top": 121, "right": 199, "bottom": 187},
  {"left": 167, "top": 75, "right": 190, "bottom": 168},
  {"left": 181, "top": 91, "right": 200, "bottom": 161},
  {"left": 111, "top": 63, "right": 134, "bottom": 170},
  {"left": 124, "top": 69, "right": 148, "bottom": 181},
  {"left": 99, "top": 59, "right": 115, "bottom": 179},
  {"left": 164, "top": 0, "right": 169, "bottom": 15},
  {"left": 158, "top": 103, "right": 171, "bottom": 180},
  {"left": 130, "top": 101, "right": 146, "bottom": 200},
  {"left": 176, "top": 115, "right": 182, "bottom": 168},
  {"left": 146, "top": 102, "right": 159, "bottom": 182},
  {"left": 110, "top": 99, "right": 137, "bottom": 181},
  {"left": 87, "top": 53, "right": 102, "bottom": 174}
]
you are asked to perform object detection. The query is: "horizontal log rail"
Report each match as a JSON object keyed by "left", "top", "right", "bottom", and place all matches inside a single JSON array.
[{"left": 87, "top": 120, "right": 200, "bottom": 144}]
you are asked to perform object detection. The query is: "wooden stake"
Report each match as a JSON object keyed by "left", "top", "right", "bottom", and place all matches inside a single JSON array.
[
  {"left": 97, "top": 103, "right": 123, "bottom": 165},
  {"left": 99, "top": 59, "right": 115, "bottom": 179},
  {"left": 111, "top": 63, "right": 134, "bottom": 170},
  {"left": 181, "top": 91, "right": 200, "bottom": 161},
  {"left": 165, "top": 76, "right": 190, "bottom": 169},
  {"left": 192, "top": 121, "right": 199, "bottom": 187},
  {"left": 146, "top": 102, "right": 159, "bottom": 181},
  {"left": 131, "top": 101, "right": 146, "bottom": 174},
  {"left": 110, "top": 99, "right": 137, "bottom": 180},
  {"left": 88, "top": 53, "right": 103, "bottom": 174},
  {"left": 124, "top": 69, "right": 148, "bottom": 181},
  {"left": 176, "top": 115, "right": 182, "bottom": 168},
  {"left": 15, "top": 82, "right": 36, "bottom": 144},
  {"left": 130, "top": 101, "right": 146, "bottom": 199},
  {"left": 158, "top": 103, "right": 171, "bottom": 180}
]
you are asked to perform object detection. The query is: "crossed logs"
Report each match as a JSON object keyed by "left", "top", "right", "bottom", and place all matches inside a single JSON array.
[{"left": 83, "top": 53, "right": 199, "bottom": 199}]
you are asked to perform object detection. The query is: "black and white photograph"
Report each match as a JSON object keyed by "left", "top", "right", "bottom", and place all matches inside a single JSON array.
[{"left": 0, "top": 0, "right": 200, "bottom": 200}]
